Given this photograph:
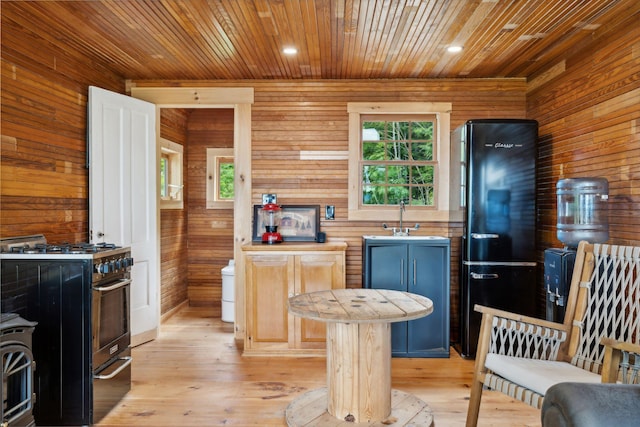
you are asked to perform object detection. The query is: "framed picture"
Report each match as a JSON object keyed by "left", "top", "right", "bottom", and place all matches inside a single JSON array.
[{"left": 252, "top": 205, "right": 320, "bottom": 242}]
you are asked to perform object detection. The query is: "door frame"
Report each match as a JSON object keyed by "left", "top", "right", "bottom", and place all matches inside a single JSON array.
[{"left": 129, "top": 85, "right": 254, "bottom": 341}]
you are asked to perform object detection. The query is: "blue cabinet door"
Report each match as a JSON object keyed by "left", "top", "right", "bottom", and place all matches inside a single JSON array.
[
  {"left": 368, "top": 243, "right": 406, "bottom": 291},
  {"left": 408, "top": 244, "right": 450, "bottom": 357},
  {"left": 367, "top": 243, "right": 409, "bottom": 354}
]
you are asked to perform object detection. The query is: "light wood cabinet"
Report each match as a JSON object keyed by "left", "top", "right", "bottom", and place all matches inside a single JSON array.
[{"left": 242, "top": 242, "right": 347, "bottom": 356}]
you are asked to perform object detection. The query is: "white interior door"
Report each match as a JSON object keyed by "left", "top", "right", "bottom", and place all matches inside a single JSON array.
[{"left": 88, "top": 86, "right": 159, "bottom": 345}]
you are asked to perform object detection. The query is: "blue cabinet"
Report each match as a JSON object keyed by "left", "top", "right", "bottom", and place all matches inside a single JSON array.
[{"left": 363, "top": 237, "right": 450, "bottom": 358}]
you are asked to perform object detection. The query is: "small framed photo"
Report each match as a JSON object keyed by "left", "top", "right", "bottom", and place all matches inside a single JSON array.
[{"left": 252, "top": 205, "right": 320, "bottom": 242}]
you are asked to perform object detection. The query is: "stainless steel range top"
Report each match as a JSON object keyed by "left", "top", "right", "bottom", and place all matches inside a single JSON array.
[{"left": 0, "top": 234, "right": 129, "bottom": 260}]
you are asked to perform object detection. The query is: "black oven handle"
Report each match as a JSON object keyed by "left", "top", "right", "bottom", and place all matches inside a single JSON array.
[
  {"left": 93, "top": 278, "right": 131, "bottom": 292},
  {"left": 93, "top": 356, "right": 132, "bottom": 380}
]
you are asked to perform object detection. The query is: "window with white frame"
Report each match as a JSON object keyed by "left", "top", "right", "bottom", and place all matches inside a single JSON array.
[
  {"left": 160, "top": 138, "right": 184, "bottom": 209},
  {"left": 206, "top": 148, "right": 234, "bottom": 209},
  {"left": 360, "top": 114, "right": 437, "bottom": 206},
  {"left": 347, "top": 102, "right": 454, "bottom": 222}
]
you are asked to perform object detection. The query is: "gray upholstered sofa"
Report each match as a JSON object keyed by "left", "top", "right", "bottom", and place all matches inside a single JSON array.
[{"left": 541, "top": 382, "right": 640, "bottom": 427}]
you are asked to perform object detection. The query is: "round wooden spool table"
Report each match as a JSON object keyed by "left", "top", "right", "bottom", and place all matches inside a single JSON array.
[{"left": 286, "top": 288, "right": 435, "bottom": 426}]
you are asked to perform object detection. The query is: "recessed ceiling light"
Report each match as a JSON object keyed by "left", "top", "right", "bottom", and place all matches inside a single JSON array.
[
  {"left": 283, "top": 47, "right": 298, "bottom": 55},
  {"left": 447, "top": 45, "right": 463, "bottom": 53}
]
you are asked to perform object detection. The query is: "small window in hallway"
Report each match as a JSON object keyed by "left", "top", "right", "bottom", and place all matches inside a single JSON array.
[{"left": 207, "top": 148, "right": 234, "bottom": 209}]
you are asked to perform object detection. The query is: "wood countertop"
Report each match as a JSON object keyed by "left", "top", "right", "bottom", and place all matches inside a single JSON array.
[{"left": 241, "top": 241, "right": 347, "bottom": 252}]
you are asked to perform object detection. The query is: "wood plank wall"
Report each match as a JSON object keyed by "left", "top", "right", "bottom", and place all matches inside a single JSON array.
[
  {"left": 186, "top": 109, "right": 235, "bottom": 314},
  {"left": 159, "top": 109, "right": 190, "bottom": 314},
  {"left": 529, "top": 14, "right": 640, "bottom": 250},
  {"left": 1, "top": 12, "right": 123, "bottom": 244}
]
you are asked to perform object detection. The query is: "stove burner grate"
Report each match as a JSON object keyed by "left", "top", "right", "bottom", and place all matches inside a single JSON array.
[{"left": 7, "top": 242, "right": 120, "bottom": 255}]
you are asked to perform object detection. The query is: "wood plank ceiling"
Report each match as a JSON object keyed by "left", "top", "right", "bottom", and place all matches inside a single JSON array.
[{"left": 2, "top": 0, "right": 638, "bottom": 80}]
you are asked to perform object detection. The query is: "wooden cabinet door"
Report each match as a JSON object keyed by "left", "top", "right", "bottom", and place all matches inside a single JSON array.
[
  {"left": 245, "top": 255, "right": 294, "bottom": 351},
  {"left": 294, "top": 254, "right": 345, "bottom": 348}
]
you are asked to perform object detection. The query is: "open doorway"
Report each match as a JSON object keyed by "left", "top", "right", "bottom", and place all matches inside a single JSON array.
[{"left": 130, "top": 86, "right": 253, "bottom": 341}]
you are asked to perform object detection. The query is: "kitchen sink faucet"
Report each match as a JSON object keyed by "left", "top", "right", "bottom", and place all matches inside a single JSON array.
[{"left": 382, "top": 201, "right": 419, "bottom": 236}]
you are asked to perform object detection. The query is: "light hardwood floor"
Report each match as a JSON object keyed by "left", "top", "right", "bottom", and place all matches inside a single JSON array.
[{"left": 97, "top": 306, "right": 541, "bottom": 427}]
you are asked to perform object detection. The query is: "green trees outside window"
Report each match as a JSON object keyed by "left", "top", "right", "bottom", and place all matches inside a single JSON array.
[
  {"left": 219, "top": 162, "right": 234, "bottom": 199},
  {"left": 362, "top": 120, "right": 435, "bottom": 206}
]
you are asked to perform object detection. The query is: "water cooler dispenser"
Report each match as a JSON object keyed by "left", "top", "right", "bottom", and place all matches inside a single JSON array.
[
  {"left": 544, "top": 178, "right": 609, "bottom": 322},
  {"left": 544, "top": 249, "right": 575, "bottom": 323}
]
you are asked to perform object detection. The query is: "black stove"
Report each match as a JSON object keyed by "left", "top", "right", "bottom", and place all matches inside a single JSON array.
[{"left": 1, "top": 234, "right": 133, "bottom": 425}]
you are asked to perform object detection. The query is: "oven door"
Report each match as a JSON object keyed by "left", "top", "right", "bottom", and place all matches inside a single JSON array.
[
  {"left": 92, "top": 278, "right": 131, "bottom": 369},
  {"left": 93, "top": 346, "right": 131, "bottom": 423}
]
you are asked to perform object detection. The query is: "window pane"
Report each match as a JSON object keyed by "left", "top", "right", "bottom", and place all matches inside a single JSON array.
[
  {"left": 388, "top": 186, "right": 408, "bottom": 205},
  {"left": 388, "top": 165, "right": 409, "bottom": 184},
  {"left": 382, "top": 121, "right": 409, "bottom": 141},
  {"left": 160, "top": 157, "right": 168, "bottom": 198},
  {"left": 219, "top": 163, "right": 234, "bottom": 199},
  {"left": 410, "top": 121, "right": 433, "bottom": 140},
  {"left": 363, "top": 142, "right": 384, "bottom": 160},
  {"left": 386, "top": 142, "right": 409, "bottom": 160},
  {"left": 411, "top": 186, "right": 434, "bottom": 206},
  {"left": 363, "top": 165, "right": 386, "bottom": 184},
  {"left": 411, "top": 165, "right": 434, "bottom": 185},
  {"left": 411, "top": 141, "right": 433, "bottom": 161},
  {"left": 363, "top": 185, "right": 385, "bottom": 205},
  {"left": 362, "top": 122, "right": 382, "bottom": 141}
]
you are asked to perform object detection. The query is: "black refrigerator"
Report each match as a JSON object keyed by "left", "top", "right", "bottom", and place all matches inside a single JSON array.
[{"left": 456, "top": 119, "right": 539, "bottom": 358}]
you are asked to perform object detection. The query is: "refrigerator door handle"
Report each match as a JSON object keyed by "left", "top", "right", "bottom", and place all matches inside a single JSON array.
[
  {"left": 471, "top": 233, "right": 500, "bottom": 239},
  {"left": 471, "top": 272, "right": 499, "bottom": 280}
]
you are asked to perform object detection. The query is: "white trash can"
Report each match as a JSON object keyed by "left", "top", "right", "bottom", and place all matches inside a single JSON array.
[{"left": 221, "top": 259, "right": 235, "bottom": 323}]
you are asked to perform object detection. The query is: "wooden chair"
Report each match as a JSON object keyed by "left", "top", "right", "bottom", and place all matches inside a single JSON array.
[
  {"left": 466, "top": 241, "right": 640, "bottom": 427},
  {"left": 600, "top": 338, "right": 640, "bottom": 384}
]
